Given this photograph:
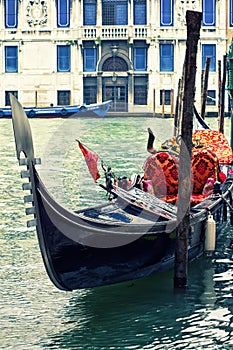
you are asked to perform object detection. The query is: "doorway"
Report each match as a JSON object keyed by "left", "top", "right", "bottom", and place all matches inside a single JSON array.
[{"left": 104, "top": 83, "right": 128, "bottom": 112}]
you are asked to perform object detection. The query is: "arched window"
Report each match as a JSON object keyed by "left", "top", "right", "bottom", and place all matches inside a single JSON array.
[{"left": 102, "top": 57, "right": 128, "bottom": 71}]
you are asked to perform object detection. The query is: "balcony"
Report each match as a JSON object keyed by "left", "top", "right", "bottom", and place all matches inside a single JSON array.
[{"left": 81, "top": 25, "right": 150, "bottom": 41}]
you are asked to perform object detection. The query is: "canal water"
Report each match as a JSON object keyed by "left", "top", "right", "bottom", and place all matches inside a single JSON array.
[{"left": 0, "top": 116, "right": 232, "bottom": 349}]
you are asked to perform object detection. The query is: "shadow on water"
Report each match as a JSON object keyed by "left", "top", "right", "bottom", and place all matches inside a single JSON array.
[{"left": 45, "top": 256, "right": 233, "bottom": 350}]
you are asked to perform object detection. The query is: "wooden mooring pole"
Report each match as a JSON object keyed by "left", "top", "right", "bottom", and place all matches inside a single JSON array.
[
  {"left": 219, "top": 55, "right": 227, "bottom": 134},
  {"left": 218, "top": 60, "right": 222, "bottom": 129},
  {"left": 227, "top": 39, "right": 233, "bottom": 149},
  {"left": 201, "top": 57, "right": 211, "bottom": 120},
  {"left": 174, "top": 10, "right": 202, "bottom": 289},
  {"left": 174, "top": 79, "right": 181, "bottom": 136}
]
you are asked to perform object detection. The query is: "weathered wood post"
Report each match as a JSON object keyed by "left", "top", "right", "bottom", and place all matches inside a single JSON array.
[
  {"left": 174, "top": 10, "right": 202, "bottom": 289},
  {"left": 162, "top": 89, "right": 165, "bottom": 118},
  {"left": 227, "top": 39, "right": 233, "bottom": 149},
  {"left": 35, "top": 91, "right": 38, "bottom": 107},
  {"left": 174, "top": 79, "right": 182, "bottom": 136},
  {"left": 218, "top": 60, "right": 222, "bottom": 128},
  {"left": 171, "top": 89, "right": 174, "bottom": 117},
  {"left": 153, "top": 88, "right": 156, "bottom": 117},
  {"left": 219, "top": 55, "right": 227, "bottom": 134},
  {"left": 201, "top": 57, "right": 211, "bottom": 119}
]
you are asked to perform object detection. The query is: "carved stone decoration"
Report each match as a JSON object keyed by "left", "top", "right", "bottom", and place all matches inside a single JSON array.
[
  {"left": 177, "top": 0, "right": 198, "bottom": 25},
  {"left": 26, "top": 0, "right": 48, "bottom": 27}
]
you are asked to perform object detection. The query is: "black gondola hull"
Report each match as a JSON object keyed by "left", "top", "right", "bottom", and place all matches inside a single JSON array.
[
  {"left": 9, "top": 94, "right": 233, "bottom": 291},
  {"left": 33, "top": 168, "right": 231, "bottom": 290}
]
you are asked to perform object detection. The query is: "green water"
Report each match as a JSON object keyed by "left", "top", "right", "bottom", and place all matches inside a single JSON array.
[{"left": 0, "top": 117, "right": 232, "bottom": 349}]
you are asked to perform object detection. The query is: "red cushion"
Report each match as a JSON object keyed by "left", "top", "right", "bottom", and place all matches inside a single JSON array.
[
  {"left": 143, "top": 148, "right": 220, "bottom": 204},
  {"left": 191, "top": 148, "right": 218, "bottom": 194},
  {"left": 193, "top": 130, "right": 232, "bottom": 164},
  {"left": 144, "top": 152, "right": 179, "bottom": 196}
]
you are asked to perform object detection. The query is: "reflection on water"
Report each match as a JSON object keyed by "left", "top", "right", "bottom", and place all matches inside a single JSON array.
[
  {"left": 0, "top": 117, "right": 232, "bottom": 349},
  {"left": 48, "top": 259, "right": 213, "bottom": 349},
  {"left": 45, "top": 256, "right": 232, "bottom": 350}
]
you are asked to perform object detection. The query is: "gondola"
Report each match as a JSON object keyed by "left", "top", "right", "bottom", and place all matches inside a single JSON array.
[
  {"left": 10, "top": 94, "right": 233, "bottom": 291},
  {"left": 0, "top": 99, "right": 112, "bottom": 119}
]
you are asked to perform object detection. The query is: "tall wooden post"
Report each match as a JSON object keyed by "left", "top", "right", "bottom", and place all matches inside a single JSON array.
[
  {"left": 227, "top": 39, "right": 233, "bottom": 149},
  {"left": 218, "top": 60, "right": 222, "bottom": 129},
  {"left": 153, "top": 88, "right": 156, "bottom": 117},
  {"left": 174, "top": 10, "right": 202, "bottom": 289},
  {"left": 219, "top": 55, "right": 227, "bottom": 134},
  {"left": 174, "top": 79, "right": 181, "bottom": 136},
  {"left": 201, "top": 70, "right": 204, "bottom": 107},
  {"left": 171, "top": 89, "right": 174, "bottom": 117},
  {"left": 35, "top": 91, "right": 38, "bottom": 107},
  {"left": 162, "top": 89, "right": 165, "bottom": 118},
  {"left": 201, "top": 57, "right": 211, "bottom": 119}
]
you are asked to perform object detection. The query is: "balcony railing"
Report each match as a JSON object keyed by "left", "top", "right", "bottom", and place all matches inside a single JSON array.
[
  {"left": 101, "top": 26, "right": 128, "bottom": 38},
  {"left": 81, "top": 26, "right": 150, "bottom": 41},
  {"left": 0, "top": 25, "right": 149, "bottom": 43}
]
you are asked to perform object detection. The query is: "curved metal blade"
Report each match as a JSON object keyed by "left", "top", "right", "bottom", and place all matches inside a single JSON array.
[{"left": 10, "top": 94, "right": 34, "bottom": 161}]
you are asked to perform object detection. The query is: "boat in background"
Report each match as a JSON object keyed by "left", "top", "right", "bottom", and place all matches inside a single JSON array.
[
  {"left": 10, "top": 94, "right": 233, "bottom": 291},
  {"left": 0, "top": 99, "right": 112, "bottom": 119}
]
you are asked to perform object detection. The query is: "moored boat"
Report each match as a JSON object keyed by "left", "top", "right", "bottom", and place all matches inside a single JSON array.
[
  {"left": 10, "top": 94, "right": 233, "bottom": 291},
  {"left": 0, "top": 99, "right": 112, "bottom": 119}
]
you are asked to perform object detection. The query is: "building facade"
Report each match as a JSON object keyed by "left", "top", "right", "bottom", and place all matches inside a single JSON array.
[{"left": 1, "top": 0, "right": 233, "bottom": 114}]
